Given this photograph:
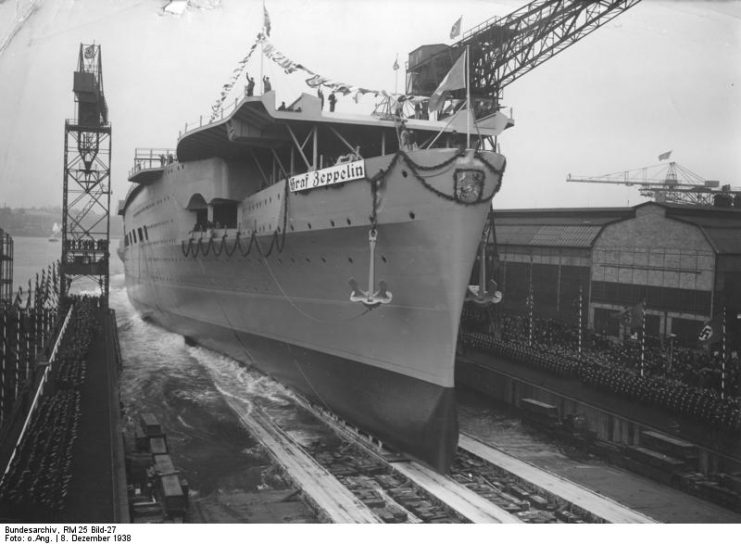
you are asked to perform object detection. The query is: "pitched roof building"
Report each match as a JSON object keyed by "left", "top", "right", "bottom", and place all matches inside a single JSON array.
[{"left": 490, "top": 203, "right": 741, "bottom": 346}]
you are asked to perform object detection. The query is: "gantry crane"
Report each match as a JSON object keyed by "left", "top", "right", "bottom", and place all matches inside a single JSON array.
[
  {"left": 61, "top": 43, "right": 112, "bottom": 303},
  {"left": 406, "top": 1, "right": 646, "bottom": 306},
  {"left": 407, "top": 0, "right": 643, "bottom": 111},
  {"left": 567, "top": 161, "right": 741, "bottom": 207}
]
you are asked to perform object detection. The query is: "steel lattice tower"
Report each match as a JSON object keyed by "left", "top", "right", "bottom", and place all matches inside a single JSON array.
[
  {"left": 407, "top": 0, "right": 643, "bottom": 110},
  {"left": 61, "top": 43, "right": 111, "bottom": 304}
]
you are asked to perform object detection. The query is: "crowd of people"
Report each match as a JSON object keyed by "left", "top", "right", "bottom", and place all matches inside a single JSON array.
[
  {"left": 0, "top": 390, "right": 81, "bottom": 517},
  {"left": 0, "top": 296, "right": 101, "bottom": 519},
  {"left": 460, "top": 306, "right": 741, "bottom": 432},
  {"left": 56, "top": 297, "right": 99, "bottom": 388}
]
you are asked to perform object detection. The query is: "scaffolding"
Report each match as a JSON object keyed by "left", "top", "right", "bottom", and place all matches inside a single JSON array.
[{"left": 61, "top": 43, "right": 111, "bottom": 304}]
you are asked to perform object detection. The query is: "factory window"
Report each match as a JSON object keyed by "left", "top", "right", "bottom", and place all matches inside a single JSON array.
[
  {"left": 532, "top": 264, "right": 558, "bottom": 307},
  {"left": 672, "top": 318, "right": 703, "bottom": 346},
  {"left": 502, "top": 261, "right": 529, "bottom": 307},
  {"left": 591, "top": 281, "right": 711, "bottom": 315},
  {"left": 593, "top": 308, "right": 620, "bottom": 337},
  {"left": 138, "top": 227, "right": 143, "bottom": 242}
]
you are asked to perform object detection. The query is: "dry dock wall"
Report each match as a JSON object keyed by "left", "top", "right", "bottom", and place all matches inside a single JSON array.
[
  {"left": 0, "top": 301, "right": 128, "bottom": 522},
  {"left": 456, "top": 353, "right": 741, "bottom": 476}
]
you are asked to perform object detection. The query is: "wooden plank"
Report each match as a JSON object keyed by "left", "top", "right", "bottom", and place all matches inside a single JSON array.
[
  {"left": 460, "top": 434, "right": 656, "bottom": 524},
  {"left": 391, "top": 461, "right": 522, "bottom": 523},
  {"left": 222, "top": 394, "right": 379, "bottom": 523}
]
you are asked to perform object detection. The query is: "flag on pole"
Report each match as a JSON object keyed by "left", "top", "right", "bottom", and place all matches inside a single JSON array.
[
  {"left": 450, "top": 16, "right": 462, "bottom": 39},
  {"left": 263, "top": 3, "right": 271, "bottom": 37},
  {"left": 428, "top": 50, "right": 466, "bottom": 113},
  {"left": 658, "top": 150, "right": 672, "bottom": 161},
  {"left": 699, "top": 313, "right": 723, "bottom": 344},
  {"left": 393, "top": 56, "right": 399, "bottom": 71}
]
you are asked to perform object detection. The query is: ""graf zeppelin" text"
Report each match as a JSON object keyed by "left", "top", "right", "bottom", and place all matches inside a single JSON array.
[{"left": 288, "top": 160, "right": 366, "bottom": 193}]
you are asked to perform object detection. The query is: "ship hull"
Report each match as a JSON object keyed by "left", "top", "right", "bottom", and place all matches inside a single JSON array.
[
  {"left": 121, "top": 147, "right": 505, "bottom": 471},
  {"left": 132, "top": 300, "right": 457, "bottom": 471}
]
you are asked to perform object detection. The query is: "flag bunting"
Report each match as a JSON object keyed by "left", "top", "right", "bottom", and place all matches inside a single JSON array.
[
  {"left": 209, "top": 34, "right": 426, "bottom": 123},
  {"left": 428, "top": 50, "right": 466, "bottom": 113},
  {"left": 263, "top": 4, "right": 271, "bottom": 37},
  {"left": 450, "top": 16, "right": 462, "bottom": 39}
]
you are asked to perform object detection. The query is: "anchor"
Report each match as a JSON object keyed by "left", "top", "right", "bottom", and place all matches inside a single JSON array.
[
  {"left": 466, "top": 224, "right": 502, "bottom": 305},
  {"left": 349, "top": 229, "right": 392, "bottom": 308}
]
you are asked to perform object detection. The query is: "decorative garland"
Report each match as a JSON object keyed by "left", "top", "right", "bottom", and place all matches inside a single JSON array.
[
  {"left": 259, "top": 36, "right": 423, "bottom": 104},
  {"left": 209, "top": 35, "right": 262, "bottom": 122},
  {"left": 181, "top": 228, "right": 287, "bottom": 259},
  {"left": 207, "top": 33, "right": 424, "bottom": 124},
  {"left": 181, "top": 148, "right": 505, "bottom": 260},
  {"left": 397, "top": 149, "right": 505, "bottom": 205}
]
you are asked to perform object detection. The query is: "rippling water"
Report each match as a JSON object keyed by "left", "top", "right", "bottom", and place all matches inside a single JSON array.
[{"left": 110, "top": 273, "right": 298, "bottom": 497}]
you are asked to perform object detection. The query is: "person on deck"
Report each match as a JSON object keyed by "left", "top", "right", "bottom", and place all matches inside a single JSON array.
[
  {"left": 246, "top": 75, "right": 255, "bottom": 97},
  {"left": 263, "top": 76, "right": 272, "bottom": 92},
  {"left": 400, "top": 124, "right": 414, "bottom": 151},
  {"left": 328, "top": 91, "right": 337, "bottom": 112}
]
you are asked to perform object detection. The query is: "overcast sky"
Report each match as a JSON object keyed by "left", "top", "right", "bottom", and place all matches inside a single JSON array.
[{"left": 0, "top": 0, "right": 739, "bottom": 210}]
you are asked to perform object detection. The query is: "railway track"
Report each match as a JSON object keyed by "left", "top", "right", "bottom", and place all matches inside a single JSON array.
[{"left": 216, "top": 380, "right": 655, "bottom": 524}]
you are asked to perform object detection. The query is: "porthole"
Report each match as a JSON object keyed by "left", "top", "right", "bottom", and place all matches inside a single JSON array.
[
  {"left": 348, "top": 257, "right": 353, "bottom": 264},
  {"left": 402, "top": 170, "right": 408, "bottom": 178}
]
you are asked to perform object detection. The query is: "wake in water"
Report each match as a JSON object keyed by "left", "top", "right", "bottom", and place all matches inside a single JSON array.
[{"left": 109, "top": 274, "right": 300, "bottom": 497}]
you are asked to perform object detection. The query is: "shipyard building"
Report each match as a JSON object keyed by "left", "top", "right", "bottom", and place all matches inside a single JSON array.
[{"left": 493, "top": 202, "right": 741, "bottom": 348}]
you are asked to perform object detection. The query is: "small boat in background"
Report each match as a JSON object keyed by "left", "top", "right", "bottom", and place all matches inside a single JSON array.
[{"left": 48, "top": 222, "right": 61, "bottom": 242}]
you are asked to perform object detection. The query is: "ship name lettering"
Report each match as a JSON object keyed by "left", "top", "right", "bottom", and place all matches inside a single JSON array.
[{"left": 289, "top": 160, "right": 366, "bottom": 193}]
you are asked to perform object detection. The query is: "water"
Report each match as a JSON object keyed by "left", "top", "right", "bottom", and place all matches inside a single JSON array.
[{"left": 8, "top": 235, "right": 66, "bottom": 292}]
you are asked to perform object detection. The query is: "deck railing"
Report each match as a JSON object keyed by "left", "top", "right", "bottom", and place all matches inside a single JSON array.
[
  {"left": 179, "top": 90, "right": 248, "bottom": 140},
  {"left": 129, "top": 148, "right": 176, "bottom": 179}
]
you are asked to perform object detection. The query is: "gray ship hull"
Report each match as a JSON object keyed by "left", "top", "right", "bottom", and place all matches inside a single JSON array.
[{"left": 122, "top": 123, "right": 506, "bottom": 471}]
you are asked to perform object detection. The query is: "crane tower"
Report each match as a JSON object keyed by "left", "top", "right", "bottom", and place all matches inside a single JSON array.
[
  {"left": 407, "top": 0, "right": 643, "bottom": 112},
  {"left": 61, "top": 43, "right": 111, "bottom": 303},
  {"left": 567, "top": 161, "right": 741, "bottom": 207}
]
